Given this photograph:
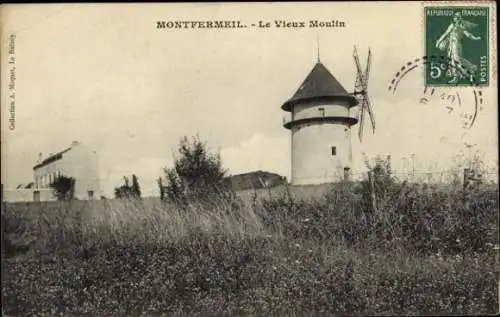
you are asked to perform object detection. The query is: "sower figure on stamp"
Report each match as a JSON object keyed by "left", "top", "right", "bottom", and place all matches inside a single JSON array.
[{"left": 435, "top": 12, "right": 482, "bottom": 84}]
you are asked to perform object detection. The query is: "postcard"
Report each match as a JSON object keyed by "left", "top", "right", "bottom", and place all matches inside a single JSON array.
[{"left": 1, "top": 2, "right": 498, "bottom": 316}]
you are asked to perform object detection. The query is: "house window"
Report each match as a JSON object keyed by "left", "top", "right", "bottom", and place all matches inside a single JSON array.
[
  {"left": 331, "top": 146, "right": 337, "bottom": 156},
  {"left": 318, "top": 107, "right": 325, "bottom": 117},
  {"left": 88, "top": 190, "right": 94, "bottom": 199}
]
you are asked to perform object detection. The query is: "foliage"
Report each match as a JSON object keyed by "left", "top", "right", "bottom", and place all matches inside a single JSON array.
[
  {"left": 157, "top": 177, "right": 165, "bottom": 201},
  {"left": 1, "top": 206, "right": 35, "bottom": 257},
  {"left": 115, "top": 175, "right": 141, "bottom": 199},
  {"left": 114, "top": 176, "right": 131, "bottom": 199},
  {"left": 354, "top": 155, "right": 398, "bottom": 212},
  {"left": 2, "top": 158, "right": 498, "bottom": 316},
  {"left": 131, "top": 174, "right": 142, "bottom": 199},
  {"left": 163, "top": 135, "right": 232, "bottom": 206},
  {"left": 49, "top": 175, "right": 76, "bottom": 201}
]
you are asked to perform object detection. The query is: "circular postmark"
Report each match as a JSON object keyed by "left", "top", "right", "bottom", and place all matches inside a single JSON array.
[{"left": 388, "top": 55, "right": 483, "bottom": 136}]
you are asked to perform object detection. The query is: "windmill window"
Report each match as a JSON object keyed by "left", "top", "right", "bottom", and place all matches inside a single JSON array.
[{"left": 331, "top": 146, "right": 337, "bottom": 156}]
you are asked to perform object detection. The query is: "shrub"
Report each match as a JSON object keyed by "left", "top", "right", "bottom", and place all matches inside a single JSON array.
[
  {"left": 49, "top": 175, "right": 76, "bottom": 201},
  {"left": 163, "top": 135, "right": 235, "bottom": 207},
  {"left": 1, "top": 204, "right": 36, "bottom": 257},
  {"left": 115, "top": 175, "right": 142, "bottom": 199}
]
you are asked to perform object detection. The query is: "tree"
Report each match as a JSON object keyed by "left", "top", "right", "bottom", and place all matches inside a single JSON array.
[
  {"left": 50, "top": 175, "right": 76, "bottom": 201},
  {"left": 157, "top": 177, "right": 165, "bottom": 201},
  {"left": 131, "top": 174, "right": 142, "bottom": 199},
  {"left": 114, "top": 175, "right": 142, "bottom": 199},
  {"left": 355, "top": 155, "right": 397, "bottom": 213},
  {"left": 114, "top": 176, "right": 132, "bottom": 199},
  {"left": 163, "top": 135, "right": 231, "bottom": 205}
]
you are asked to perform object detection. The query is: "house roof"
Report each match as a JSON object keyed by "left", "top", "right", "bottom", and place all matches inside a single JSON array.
[
  {"left": 33, "top": 147, "right": 72, "bottom": 170},
  {"left": 281, "top": 61, "right": 357, "bottom": 111},
  {"left": 224, "top": 170, "right": 286, "bottom": 191}
]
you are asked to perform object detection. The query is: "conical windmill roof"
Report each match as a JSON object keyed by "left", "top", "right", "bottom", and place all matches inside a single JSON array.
[{"left": 281, "top": 61, "right": 357, "bottom": 111}]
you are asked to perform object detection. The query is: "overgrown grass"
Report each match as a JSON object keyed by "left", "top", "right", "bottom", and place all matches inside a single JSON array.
[{"left": 2, "top": 179, "right": 499, "bottom": 316}]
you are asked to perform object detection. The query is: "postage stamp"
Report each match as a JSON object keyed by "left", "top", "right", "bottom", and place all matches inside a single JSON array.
[{"left": 424, "top": 6, "right": 490, "bottom": 86}]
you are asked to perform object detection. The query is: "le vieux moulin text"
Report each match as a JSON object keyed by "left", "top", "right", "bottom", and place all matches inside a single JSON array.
[{"left": 156, "top": 19, "right": 346, "bottom": 29}]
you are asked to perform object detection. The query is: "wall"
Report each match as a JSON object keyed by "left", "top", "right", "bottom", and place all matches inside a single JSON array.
[
  {"left": 235, "top": 183, "right": 336, "bottom": 202},
  {"left": 293, "top": 99, "right": 352, "bottom": 120},
  {"left": 291, "top": 121, "right": 352, "bottom": 185},
  {"left": 63, "top": 143, "right": 101, "bottom": 200},
  {"left": 1, "top": 185, "right": 335, "bottom": 217},
  {"left": 3, "top": 189, "right": 55, "bottom": 202},
  {"left": 289, "top": 99, "right": 356, "bottom": 185}
]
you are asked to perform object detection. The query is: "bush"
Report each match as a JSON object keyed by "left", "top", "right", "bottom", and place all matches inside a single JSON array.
[
  {"left": 115, "top": 175, "right": 142, "bottom": 199},
  {"left": 49, "top": 176, "right": 76, "bottom": 201},
  {"left": 1, "top": 204, "right": 36, "bottom": 257},
  {"left": 163, "top": 136, "right": 235, "bottom": 207}
]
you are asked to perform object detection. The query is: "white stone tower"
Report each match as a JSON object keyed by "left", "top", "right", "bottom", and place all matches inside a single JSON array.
[{"left": 282, "top": 60, "right": 359, "bottom": 185}]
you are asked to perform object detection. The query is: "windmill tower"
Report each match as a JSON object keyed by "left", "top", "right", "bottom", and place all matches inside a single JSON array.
[{"left": 282, "top": 46, "right": 374, "bottom": 185}]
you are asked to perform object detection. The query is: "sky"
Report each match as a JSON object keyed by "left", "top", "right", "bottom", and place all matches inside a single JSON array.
[{"left": 1, "top": 2, "right": 498, "bottom": 197}]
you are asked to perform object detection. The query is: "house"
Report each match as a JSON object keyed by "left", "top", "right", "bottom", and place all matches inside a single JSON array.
[{"left": 32, "top": 141, "right": 101, "bottom": 201}]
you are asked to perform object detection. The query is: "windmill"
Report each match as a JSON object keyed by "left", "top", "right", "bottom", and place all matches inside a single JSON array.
[
  {"left": 281, "top": 43, "right": 377, "bottom": 185},
  {"left": 352, "top": 46, "right": 375, "bottom": 141}
]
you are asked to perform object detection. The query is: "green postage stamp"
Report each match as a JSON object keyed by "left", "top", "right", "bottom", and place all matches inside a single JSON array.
[{"left": 425, "top": 6, "right": 489, "bottom": 86}]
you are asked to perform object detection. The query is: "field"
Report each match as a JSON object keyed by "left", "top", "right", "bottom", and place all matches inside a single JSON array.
[{"left": 2, "top": 179, "right": 499, "bottom": 316}]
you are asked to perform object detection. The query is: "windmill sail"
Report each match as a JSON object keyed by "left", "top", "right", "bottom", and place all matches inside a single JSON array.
[
  {"left": 364, "top": 48, "right": 375, "bottom": 133},
  {"left": 365, "top": 95, "right": 375, "bottom": 133},
  {"left": 353, "top": 46, "right": 365, "bottom": 92},
  {"left": 358, "top": 99, "right": 365, "bottom": 140},
  {"left": 353, "top": 46, "right": 375, "bottom": 141}
]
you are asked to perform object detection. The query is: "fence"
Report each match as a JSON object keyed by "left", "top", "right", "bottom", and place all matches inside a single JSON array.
[{"left": 348, "top": 169, "right": 499, "bottom": 184}]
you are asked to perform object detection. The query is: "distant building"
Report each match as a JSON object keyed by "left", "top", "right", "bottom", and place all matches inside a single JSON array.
[
  {"left": 32, "top": 141, "right": 101, "bottom": 200},
  {"left": 225, "top": 170, "right": 286, "bottom": 191}
]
